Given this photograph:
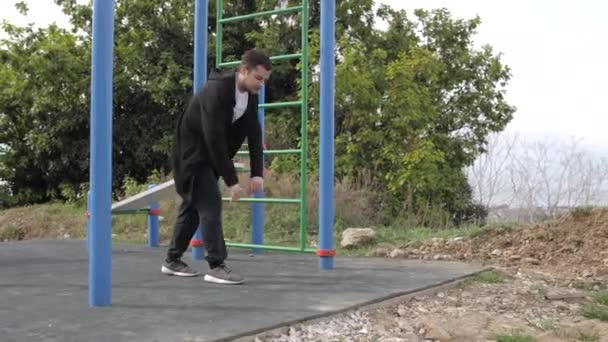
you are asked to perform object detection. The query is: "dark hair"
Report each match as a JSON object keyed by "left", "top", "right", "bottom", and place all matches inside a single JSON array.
[{"left": 241, "top": 49, "right": 272, "bottom": 71}]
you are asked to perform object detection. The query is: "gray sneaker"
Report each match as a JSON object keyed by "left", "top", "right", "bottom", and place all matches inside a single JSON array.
[
  {"left": 161, "top": 259, "right": 200, "bottom": 277},
  {"left": 203, "top": 264, "right": 244, "bottom": 285}
]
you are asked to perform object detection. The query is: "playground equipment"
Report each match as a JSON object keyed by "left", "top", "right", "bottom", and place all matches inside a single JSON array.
[
  {"left": 87, "top": 0, "right": 335, "bottom": 307},
  {"left": 214, "top": 0, "right": 311, "bottom": 255}
]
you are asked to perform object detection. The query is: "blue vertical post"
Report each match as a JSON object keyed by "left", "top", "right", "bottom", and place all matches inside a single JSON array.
[
  {"left": 89, "top": 0, "right": 114, "bottom": 307},
  {"left": 86, "top": 190, "right": 91, "bottom": 252},
  {"left": 147, "top": 184, "right": 160, "bottom": 247},
  {"left": 191, "top": 225, "right": 205, "bottom": 260},
  {"left": 319, "top": 0, "right": 335, "bottom": 270},
  {"left": 251, "top": 86, "right": 265, "bottom": 253},
  {"left": 191, "top": 0, "right": 208, "bottom": 261}
]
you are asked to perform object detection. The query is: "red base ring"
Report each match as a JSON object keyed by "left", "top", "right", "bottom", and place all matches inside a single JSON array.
[
  {"left": 148, "top": 209, "right": 161, "bottom": 216},
  {"left": 190, "top": 239, "right": 204, "bottom": 247},
  {"left": 316, "top": 249, "right": 336, "bottom": 257}
]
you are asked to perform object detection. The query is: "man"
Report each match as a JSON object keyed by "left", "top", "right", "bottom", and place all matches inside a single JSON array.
[{"left": 161, "top": 49, "right": 271, "bottom": 284}]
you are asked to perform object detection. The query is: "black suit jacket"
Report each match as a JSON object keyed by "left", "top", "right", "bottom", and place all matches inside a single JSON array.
[{"left": 171, "top": 69, "right": 263, "bottom": 199}]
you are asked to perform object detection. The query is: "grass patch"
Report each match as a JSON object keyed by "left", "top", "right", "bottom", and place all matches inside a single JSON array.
[
  {"left": 474, "top": 221, "right": 520, "bottom": 235},
  {"left": 0, "top": 202, "right": 87, "bottom": 241},
  {"left": 570, "top": 206, "right": 594, "bottom": 219},
  {"left": 1, "top": 195, "right": 508, "bottom": 258},
  {"left": 571, "top": 280, "right": 607, "bottom": 291},
  {"left": 592, "top": 291, "right": 608, "bottom": 305},
  {"left": 0, "top": 223, "right": 25, "bottom": 240},
  {"left": 1, "top": 170, "right": 514, "bottom": 255},
  {"left": 527, "top": 318, "right": 554, "bottom": 331},
  {"left": 494, "top": 333, "right": 536, "bottom": 342},
  {"left": 335, "top": 224, "right": 488, "bottom": 256},
  {"left": 580, "top": 304, "right": 608, "bottom": 321},
  {"left": 554, "top": 327, "right": 600, "bottom": 341},
  {"left": 0, "top": 197, "right": 178, "bottom": 245},
  {"left": 577, "top": 330, "right": 600, "bottom": 342},
  {"left": 0, "top": 198, "right": 501, "bottom": 257},
  {"left": 473, "top": 270, "right": 508, "bottom": 284}
]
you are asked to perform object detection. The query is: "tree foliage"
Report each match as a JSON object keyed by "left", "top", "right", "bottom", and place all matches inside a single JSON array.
[{"left": 0, "top": 1, "right": 514, "bottom": 225}]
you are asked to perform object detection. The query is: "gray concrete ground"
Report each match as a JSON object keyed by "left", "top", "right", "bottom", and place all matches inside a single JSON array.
[{"left": 0, "top": 239, "right": 483, "bottom": 342}]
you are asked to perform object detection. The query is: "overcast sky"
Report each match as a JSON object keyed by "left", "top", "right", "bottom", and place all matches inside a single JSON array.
[
  {"left": 379, "top": 0, "right": 608, "bottom": 149},
  {"left": 2, "top": 0, "right": 607, "bottom": 150}
]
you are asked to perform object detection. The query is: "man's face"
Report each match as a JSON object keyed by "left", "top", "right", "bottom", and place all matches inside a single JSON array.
[{"left": 239, "top": 65, "right": 271, "bottom": 94}]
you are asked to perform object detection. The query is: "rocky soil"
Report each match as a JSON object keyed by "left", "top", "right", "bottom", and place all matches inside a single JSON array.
[
  {"left": 253, "top": 209, "right": 608, "bottom": 341},
  {"left": 257, "top": 267, "right": 608, "bottom": 341},
  {"left": 369, "top": 208, "right": 608, "bottom": 280}
]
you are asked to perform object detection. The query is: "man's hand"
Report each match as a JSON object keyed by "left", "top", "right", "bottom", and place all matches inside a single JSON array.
[
  {"left": 228, "top": 183, "right": 244, "bottom": 202},
  {"left": 249, "top": 176, "right": 264, "bottom": 194}
]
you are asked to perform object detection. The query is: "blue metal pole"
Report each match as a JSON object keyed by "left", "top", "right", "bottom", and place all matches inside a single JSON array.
[
  {"left": 191, "top": 0, "right": 208, "bottom": 261},
  {"left": 89, "top": 0, "right": 114, "bottom": 307},
  {"left": 193, "top": 0, "right": 208, "bottom": 91},
  {"left": 191, "top": 224, "right": 205, "bottom": 260},
  {"left": 87, "top": 190, "right": 91, "bottom": 253},
  {"left": 319, "top": 0, "right": 335, "bottom": 270},
  {"left": 251, "top": 86, "right": 265, "bottom": 253},
  {"left": 147, "top": 184, "right": 160, "bottom": 247}
]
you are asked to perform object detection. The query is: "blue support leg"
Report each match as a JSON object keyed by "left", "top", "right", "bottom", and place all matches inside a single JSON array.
[
  {"left": 191, "top": 226, "right": 206, "bottom": 260},
  {"left": 89, "top": 0, "right": 115, "bottom": 307},
  {"left": 147, "top": 184, "right": 160, "bottom": 248},
  {"left": 193, "top": 0, "right": 208, "bottom": 89},
  {"left": 87, "top": 190, "right": 91, "bottom": 253},
  {"left": 191, "top": 0, "right": 208, "bottom": 262},
  {"left": 251, "top": 86, "right": 265, "bottom": 254},
  {"left": 319, "top": 0, "right": 336, "bottom": 270},
  {"left": 251, "top": 191, "right": 264, "bottom": 254}
]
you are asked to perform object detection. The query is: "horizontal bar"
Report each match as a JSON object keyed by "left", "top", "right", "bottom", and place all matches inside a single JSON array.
[
  {"left": 111, "top": 209, "right": 149, "bottom": 215},
  {"left": 270, "top": 53, "right": 302, "bottom": 62},
  {"left": 218, "top": 53, "right": 303, "bottom": 68},
  {"left": 217, "top": 61, "right": 242, "bottom": 68},
  {"left": 219, "top": 6, "right": 302, "bottom": 24},
  {"left": 237, "top": 148, "right": 301, "bottom": 155},
  {"left": 225, "top": 242, "right": 316, "bottom": 253},
  {"left": 221, "top": 197, "right": 301, "bottom": 204},
  {"left": 259, "top": 101, "right": 302, "bottom": 109}
]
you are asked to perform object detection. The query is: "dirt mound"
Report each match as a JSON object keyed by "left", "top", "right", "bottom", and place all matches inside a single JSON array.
[{"left": 371, "top": 208, "right": 608, "bottom": 278}]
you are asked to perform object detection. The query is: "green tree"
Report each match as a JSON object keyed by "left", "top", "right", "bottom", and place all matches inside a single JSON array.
[
  {"left": 0, "top": 18, "right": 90, "bottom": 204},
  {"left": 0, "top": 0, "right": 268, "bottom": 205},
  {"left": 327, "top": 8, "right": 514, "bottom": 222},
  {"left": 0, "top": 1, "right": 514, "bottom": 226}
]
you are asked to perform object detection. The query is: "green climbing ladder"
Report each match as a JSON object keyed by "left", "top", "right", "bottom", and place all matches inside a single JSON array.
[{"left": 215, "top": 0, "right": 313, "bottom": 254}]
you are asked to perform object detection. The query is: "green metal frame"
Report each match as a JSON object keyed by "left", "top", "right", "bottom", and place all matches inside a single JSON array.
[{"left": 215, "top": 0, "right": 310, "bottom": 253}]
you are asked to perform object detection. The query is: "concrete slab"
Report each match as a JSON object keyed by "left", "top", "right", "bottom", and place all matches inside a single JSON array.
[{"left": 0, "top": 240, "right": 484, "bottom": 342}]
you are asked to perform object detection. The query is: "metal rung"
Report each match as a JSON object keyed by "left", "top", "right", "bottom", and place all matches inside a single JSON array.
[
  {"left": 222, "top": 197, "right": 301, "bottom": 204},
  {"left": 260, "top": 101, "right": 302, "bottom": 109},
  {"left": 225, "top": 242, "right": 315, "bottom": 253},
  {"left": 219, "top": 6, "right": 302, "bottom": 24},
  {"left": 237, "top": 149, "right": 301, "bottom": 156},
  {"left": 111, "top": 209, "right": 149, "bottom": 215},
  {"left": 218, "top": 53, "right": 303, "bottom": 68}
]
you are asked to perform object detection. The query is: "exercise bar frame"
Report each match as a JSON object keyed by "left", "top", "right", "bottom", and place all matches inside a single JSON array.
[{"left": 87, "top": 0, "right": 335, "bottom": 307}]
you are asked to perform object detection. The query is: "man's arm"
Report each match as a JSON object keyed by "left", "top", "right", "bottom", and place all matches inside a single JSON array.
[
  {"left": 199, "top": 85, "right": 239, "bottom": 187},
  {"left": 247, "top": 106, "right": 264, "bottom": 179}
]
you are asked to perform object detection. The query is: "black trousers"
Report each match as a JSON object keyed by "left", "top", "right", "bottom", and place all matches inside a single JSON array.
[{"left": 166, "top": 165, "right": 227, "bottom": 268}]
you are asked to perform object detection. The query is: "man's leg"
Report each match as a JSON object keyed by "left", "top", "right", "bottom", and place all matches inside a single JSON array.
[
  {"left": 194, "top": 166, "right": 244, "bottom": 284},
  {"left": 161, "top": 190, "right": 200, "bottom": 277}
]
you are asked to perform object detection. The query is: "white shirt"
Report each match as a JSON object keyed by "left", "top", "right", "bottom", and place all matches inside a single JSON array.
[{"left": 233, "top": 81, "right": 249, "bottom": 123}]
